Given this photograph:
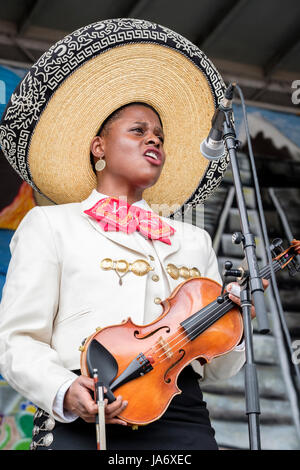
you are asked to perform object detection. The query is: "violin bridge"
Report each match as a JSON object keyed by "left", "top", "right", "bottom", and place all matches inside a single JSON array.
[{"left": 158, "top": 336, "right": 173, "bottom": 359}]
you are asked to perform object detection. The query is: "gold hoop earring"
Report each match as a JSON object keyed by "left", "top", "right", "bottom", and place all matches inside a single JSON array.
[{"left": 95, "top": 157, "right": 106, "bottom": 172}]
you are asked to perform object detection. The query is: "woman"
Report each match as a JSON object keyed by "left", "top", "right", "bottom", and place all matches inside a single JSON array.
[
  {"left": 0, "top": 101, "right": 258, "bottom": 450},
  {"left": 0, "top": 19, "right": 266, "bottom": 450},
  {"left": 64, "top": 103, "right": 169, "bottom": 427}
]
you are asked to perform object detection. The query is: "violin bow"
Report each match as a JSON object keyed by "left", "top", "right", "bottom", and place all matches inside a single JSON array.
[{"left": 93, "top": 369, "right": 107, "bottom": 451}]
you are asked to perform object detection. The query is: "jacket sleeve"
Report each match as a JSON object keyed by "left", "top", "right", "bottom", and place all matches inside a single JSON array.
[
  {"left": 195, "top": 228, "right": 245, "bottom": 383},
  {"left": 0, "top": 206, "right": 78, "bottom": 420}
]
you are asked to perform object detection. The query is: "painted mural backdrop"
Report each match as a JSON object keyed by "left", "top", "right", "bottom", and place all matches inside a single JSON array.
[
  {"left": 0, "top": 65, "right": 38, "bottom": 450},
  {"left": 0, "top": 64, "right": 300, "bottom": 450}
]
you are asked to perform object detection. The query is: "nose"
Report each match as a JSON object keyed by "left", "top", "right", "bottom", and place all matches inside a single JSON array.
[{"left": 145, "top": 131, "right": 161, "bottom": 147}]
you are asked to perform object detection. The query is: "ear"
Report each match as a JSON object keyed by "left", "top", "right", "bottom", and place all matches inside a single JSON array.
[{"left": 90, "top": 136, "right": 105, "bottom": 158}]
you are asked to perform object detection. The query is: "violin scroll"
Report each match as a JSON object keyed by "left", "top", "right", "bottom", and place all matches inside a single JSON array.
[{"left": 271, "top": 238, "right": 300, "bottom": 275}]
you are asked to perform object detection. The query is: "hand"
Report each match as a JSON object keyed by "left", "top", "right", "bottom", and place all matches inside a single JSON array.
[
  {"left": 63, "top": 375, "right": 128, "bottom": 425},
  {"left": 226, "top": 278, "right": 269, "bottom": 319}
]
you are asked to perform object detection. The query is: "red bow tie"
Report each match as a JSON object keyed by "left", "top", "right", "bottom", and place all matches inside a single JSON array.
[{"left": 84, "top": 197, "right": 175, "bottom": 245}]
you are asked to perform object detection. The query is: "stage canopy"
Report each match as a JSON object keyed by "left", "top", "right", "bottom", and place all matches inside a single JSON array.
[{"left": 0, "top": 0, "right": 299, "bottom": 113}]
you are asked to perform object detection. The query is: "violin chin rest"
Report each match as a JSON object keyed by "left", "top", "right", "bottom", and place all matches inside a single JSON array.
[{"left": 86, "top": 339, "right": 118, "bottom": 403}]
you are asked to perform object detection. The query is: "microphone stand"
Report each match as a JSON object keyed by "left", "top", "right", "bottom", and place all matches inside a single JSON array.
[{"left": 221, "top": 103, "right": 270, "bottom": 450}]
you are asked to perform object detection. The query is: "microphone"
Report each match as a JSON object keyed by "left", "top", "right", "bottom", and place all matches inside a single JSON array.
[{"left": 200, "top": 83, "right": 236, "bottom": 160}]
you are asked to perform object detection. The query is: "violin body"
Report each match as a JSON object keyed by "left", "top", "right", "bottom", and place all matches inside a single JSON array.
[{"left": 80, "top": 276, "right": 243, "bottom": 425}]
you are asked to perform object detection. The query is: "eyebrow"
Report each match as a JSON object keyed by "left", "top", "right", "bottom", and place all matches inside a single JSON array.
[{"left": 132, "top": 121, "right": 164, "bottom": 135}]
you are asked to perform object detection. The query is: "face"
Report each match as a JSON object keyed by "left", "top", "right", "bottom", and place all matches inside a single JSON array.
[{"left": 91, "top": 105, "right": 166, "bottom": 193}]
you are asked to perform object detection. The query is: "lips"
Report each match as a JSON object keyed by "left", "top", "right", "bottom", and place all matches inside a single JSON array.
[{"left": 143, "top": 147, "right": 162, "bottom": 166}]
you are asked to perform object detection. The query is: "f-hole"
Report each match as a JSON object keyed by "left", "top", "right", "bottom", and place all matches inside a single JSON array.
[
  {"left": 164, "top": 349, "right": 185, "bottom": 383},
  {"left": 134, "top": 325, "right": 170, "bottom": 340}
]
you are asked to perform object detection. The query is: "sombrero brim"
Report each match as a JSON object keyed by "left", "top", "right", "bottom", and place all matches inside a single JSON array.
[{"left": 0, "top": 18, "right": 228, "bottom": 216}]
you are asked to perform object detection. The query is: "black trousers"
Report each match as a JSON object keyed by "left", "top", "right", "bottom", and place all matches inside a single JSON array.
[{"left": 32, "top": 366, "right": 218, "bottom": 450}]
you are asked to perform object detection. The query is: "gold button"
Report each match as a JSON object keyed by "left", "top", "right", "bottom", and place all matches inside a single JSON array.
[
  {"left": 179, "top": 266, "right": 190, "bottom": 279},
  {"left": 166, "top": 263, "right": 179, "bottom": 280},
  {"left": 149, "top": 255, "right": 155, "bottom": 261},
  {"left": 154, "top": 297, "right": 161, "bottom": 304},
  {"left": 152, "top": 274, "right": 159, "bottom": 282},
  {"left": 189, "top": 267, "right": 201, "bottom": 277}
]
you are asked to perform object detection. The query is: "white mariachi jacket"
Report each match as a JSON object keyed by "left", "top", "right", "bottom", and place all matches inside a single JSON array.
[{"left": 0, "top": 189, "right": 245, "bottom": 422}]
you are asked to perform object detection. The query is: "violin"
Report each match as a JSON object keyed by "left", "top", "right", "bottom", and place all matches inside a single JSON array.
[{"left": 80, "top": 239, "right": 300, "bottom": 425}]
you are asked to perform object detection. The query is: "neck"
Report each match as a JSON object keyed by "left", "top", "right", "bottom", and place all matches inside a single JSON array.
[
  {"left": 96, "top": 180, "right": 144, "bottom": 205},
  {"left": 96, "top": 185, "right": 143, "bottom": 204}
]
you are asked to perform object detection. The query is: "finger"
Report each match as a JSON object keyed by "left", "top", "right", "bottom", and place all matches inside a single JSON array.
[
  {"left": 85, "top": 402, "right": 98, "bottom": 416},
  {"left": 228, "top": 293, "right": 241, "bottom": 306},
  {"left": 251, "top": 305, "right": 256, "bottom": 319},
  {"left": 80, "top": 398, "right": 101, "bottom": 420},
  {"left": 229, "top": 293, "right": 257, "bottom": 318},
  {"left": 107, "top": 418, "right": 128, "bottom": 426},
  {"left": 105, "top": 395, "right": 124, "bottom": 414},
  {"left": 77, "top": 386, "right": 98, "bottom": 410},
  {"left": 64, "top": 379, "right": 97, "bottom": 417},
  {"left": 106, "top": 405, "right": 128, "bottom": 420},
  {"left": 76, "top": 402, "right": 97, "bottom": 420},
  {"left": 226, "top": 283, "right": 240, "bottom": 298},
  {"left": 262, "top": 278, "right": 269, "bottom": 289},
  {"left": 78, "top": 375, "right": 96, "bottom": 392},
  {"left": 83, "top": 400, "right": 128, "bottom": 424},
  {"left": 81, "top": 414, "right": 97, "bottom": 423},
  {"left": 227, "top": 279, "right": 269, "bottom": 296},
  {"left": 106, "top": 401, "right": 128, "bottom": 423},
  {"left": 106, "top": 399, "right": 128, "bottom": 419}
]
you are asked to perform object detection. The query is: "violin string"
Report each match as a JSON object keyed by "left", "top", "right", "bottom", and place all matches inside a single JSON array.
[
  {"left": 148, "top": 298, "right": 234, "bottom": 357},
  {"left": 149, "top": 288, "right": 247, "bottom": 361},
  {"left": 147, "top": 260, "right": 281, "bottom": 362},
  {"left": 157, "top": 300, "right": 234, "bottom": 362},
  {"left": 159, "top": 261, "right": 283, "bottom": 361},
  {"left": 145, "top": 295, "right": 227, "bottom": 358},
  {"left": 149, "top": 289, "right": 243, "bottom": 360},
  {"left": 158, "top": 259, "right": 281, "bottom": 355},
  {"left": 156, "top": 261, "right": 282, "bottom": 363},
  {"left": 145, "top": 297, "right": 229, "bottom": 359},
  {"left": 157, "top": 306, "right": 239, "bottom": 365}
]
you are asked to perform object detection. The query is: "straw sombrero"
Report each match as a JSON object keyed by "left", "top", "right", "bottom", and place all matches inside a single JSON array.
[{"left": 0, "top": 18, "right": 229, "bottom": 217}]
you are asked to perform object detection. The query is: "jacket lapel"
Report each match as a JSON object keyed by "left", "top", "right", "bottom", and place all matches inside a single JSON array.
[
  {"left": 141, "top": 200, "right": 181, "bottom": 262},
  {"left": 80, "top": 190, "right": 181, "bottom": 259}
]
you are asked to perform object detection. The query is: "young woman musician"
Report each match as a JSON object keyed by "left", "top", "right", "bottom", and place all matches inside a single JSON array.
[{"left": 0, "top": 19, "right": 267, "bottom": 450}]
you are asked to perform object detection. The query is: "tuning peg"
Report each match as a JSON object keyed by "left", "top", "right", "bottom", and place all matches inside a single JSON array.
[
  {"left": 232, "top": 232, "right": 244, "bottom": 245},
  {"left": 225, "top": 260, "right": 233, "bottom": 270}
]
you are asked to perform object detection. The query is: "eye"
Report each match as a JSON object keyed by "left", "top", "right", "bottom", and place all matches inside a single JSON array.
[{"left": 131, "top": 127, "right": 144, "bottom": 134}]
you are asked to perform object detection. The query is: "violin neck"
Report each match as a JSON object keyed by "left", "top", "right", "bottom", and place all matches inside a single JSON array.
[
  {"left": 181, "top": 259, "right": 281, "bottom": 341},
  {"left": 259, "top": 258, "right": 281, "bottom": 281}
]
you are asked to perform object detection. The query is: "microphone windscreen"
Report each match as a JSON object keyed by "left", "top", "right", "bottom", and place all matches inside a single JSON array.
[{"left": 200, "top": 138, "right": 225, "bottom": 161}]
